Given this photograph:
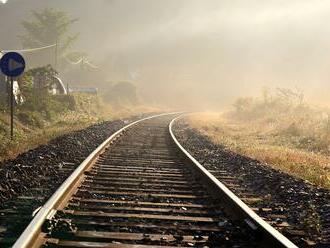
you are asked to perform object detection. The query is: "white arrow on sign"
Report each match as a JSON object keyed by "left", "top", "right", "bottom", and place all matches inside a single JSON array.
[{"left": 9, "top": 59, "right": 24, "bottom": 72}]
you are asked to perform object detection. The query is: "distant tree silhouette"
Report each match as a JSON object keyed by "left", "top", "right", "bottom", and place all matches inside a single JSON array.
[
  {"left": 19, "top": 8, "right": 79, "bottom": 55},
  {"left": 104, "top": 81, "right": 139, "bottom": 106}
]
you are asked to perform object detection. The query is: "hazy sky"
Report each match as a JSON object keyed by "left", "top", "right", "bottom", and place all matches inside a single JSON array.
[{"left": 1, "top": 0, "right": 330, "bottom": 108}]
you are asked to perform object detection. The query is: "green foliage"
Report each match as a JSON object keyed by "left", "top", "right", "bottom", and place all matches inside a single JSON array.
[
  {"left": 17, "top": 65, "right": 73, "bottom": 121},
  {"left": 71, "top": 93, "right": 101, "bottom": 115},
  {"left": 53, "top": 95, "right": 76, "bottom": 111},
  {"left": 17, "top": 68, "right": 70, "bottom": 122},
  {"left": 0, "top": 119, "right": 7, "bottom": 134},
  {"left": 0, "top": 92, "right": 106, "bottom": 161},
  {"left": 22, "top": 65, "right": 57, "bottom": 92},
  {"left": 0, "top": 135, "right": 10, "bottom": 159},
  {"left": 17, "top": 111, "right": 44, "bottom": 127},
  {"left": 19, "top": 93, "right": 70, "bottom": 120},
  {"left": 19, "top": 8, "right": 79, "bottom": 54}
]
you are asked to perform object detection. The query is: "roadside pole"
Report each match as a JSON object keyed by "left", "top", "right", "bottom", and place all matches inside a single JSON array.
[
  {"left": 0, "top": 52, "right": 26, "bottom": 140},
  {"left": 10, "top": 77, "right": 14, "bottom": 139},
  {"left": 55, "top": 37, "right": 58, "bottom": 72}
]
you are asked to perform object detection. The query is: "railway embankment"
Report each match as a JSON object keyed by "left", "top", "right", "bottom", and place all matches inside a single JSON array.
[{"left": 173, "top": 118, "right": 330, "bottom": 247}]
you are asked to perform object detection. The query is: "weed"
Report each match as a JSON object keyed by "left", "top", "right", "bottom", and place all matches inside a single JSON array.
[{"left": 188, "top": 88, "right": 330, "bottom": 189}]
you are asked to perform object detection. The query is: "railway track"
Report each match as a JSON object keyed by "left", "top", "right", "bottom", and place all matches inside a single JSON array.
[
  {"left": 173, "top": 118, "right": 330, "bottom": 247},
  {"left": 12, "top": 113, "right": 297, "bottom": 247}
]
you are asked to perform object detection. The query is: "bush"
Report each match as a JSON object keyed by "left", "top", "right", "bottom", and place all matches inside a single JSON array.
[
  {"left": 228, "top": 88, "right": 330, "bottom": 156},
  {"left": 53, "top": 95, "right": 76, "bottom": 110},
  {"left": 103, "top": 81, "right": 138, "bottom": 106},
  {"left": 230, "top": 88, "right": 306, "bottom": 121},
  {"left": 0, "top": 120, "right": 7, "bottom": 133},
  {"left": 17, "top": 111, "right": 44, "bottom": 127},
  {"left": 282, "top": 122, "right": 301, "bottom": 137}
]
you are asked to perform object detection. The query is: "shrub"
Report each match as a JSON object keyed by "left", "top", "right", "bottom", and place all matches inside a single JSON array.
[
  {"left": 103, "top": 81, "right": 138, "bottom": 106},
  {"left": 282, "top": 122, "right": 301, "bottom": 137},
  {"left": 0, "top": 120, "right": 7, "bottom": 133},
  {"left": 17, "top": 111, "right": 44, "bottom": 127}
]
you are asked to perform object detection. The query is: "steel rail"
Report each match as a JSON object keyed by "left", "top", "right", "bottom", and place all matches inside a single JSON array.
[
  {"left": 13, "top": 112, "right": 298, "bottom": 248},
  {"left": 169, "top": 114, "right": 298, "bottom": 248},
  {"left": 13, "top": 112, "right": 180, "bottom": 248}
]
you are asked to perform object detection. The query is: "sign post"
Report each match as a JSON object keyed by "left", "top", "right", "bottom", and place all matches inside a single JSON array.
[
  {"left": 10, "top": 77, "right": 14, "bottom": 138},
  {"left": 0, "top": 52, "right": 26, "bottom": 139}
]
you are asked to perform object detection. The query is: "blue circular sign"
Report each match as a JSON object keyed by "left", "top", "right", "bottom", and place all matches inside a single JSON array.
[{"left": 0, "top": 52, "right": 26, "bottom": 77}]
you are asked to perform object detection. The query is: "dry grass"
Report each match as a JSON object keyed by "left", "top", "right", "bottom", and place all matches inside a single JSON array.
[
  {"left": 1, "top": 118, "right": 93, "bottom": 161},
  {"left": 187, "top": 112, "right": 330, "bottom": 189},
  {"left": 0, "top": 100, "right": 159, "bottom": 162}
]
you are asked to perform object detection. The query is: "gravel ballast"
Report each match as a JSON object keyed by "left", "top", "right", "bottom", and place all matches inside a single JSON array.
[
  {"left": 0, "top": 115, "right": 152, "bottom": 246},
  {"left": 173, "top": 120, "right": 330, "bottom": 247}
]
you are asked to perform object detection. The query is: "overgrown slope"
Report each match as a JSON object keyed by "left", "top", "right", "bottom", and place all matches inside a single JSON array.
[
  {"left": 0, "top": 92, "right": 156, "bottom": 162},
  {"left": 188, "top": 89, "right": 330, "bottom": 188}
]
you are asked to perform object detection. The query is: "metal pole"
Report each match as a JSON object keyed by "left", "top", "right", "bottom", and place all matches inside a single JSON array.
[
  {"left": 10, "top": 77, "right": 14, "bottom": 139},
  {"left": 55, "top": 36, "right": 58, "bottom": 72},
  {"left": 81, "top": 57, "right": 84, "bottom": 70},
  {"left": 6, "top": 77, "right": 10, "bottom": 109},
  {"left": 53, "top": 36, "right": 58, "bottom": 89}
]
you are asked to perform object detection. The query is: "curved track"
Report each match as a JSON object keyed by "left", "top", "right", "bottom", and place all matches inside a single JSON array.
[{"left": 13, "top": 113, "right": 297, "bottom": 248}]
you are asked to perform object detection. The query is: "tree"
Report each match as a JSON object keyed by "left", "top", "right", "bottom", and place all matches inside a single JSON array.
[
  {"left": 19, "top": 8, "right": 79, "bottom": 55},
  {"left": 104, "top": 82, "right": 139, "bottom": 106},
  {"left": 233, "top": 97, "right": 253, "bottom": 113},
  {"left": 18, "top": 65, "right": 56, "bottom": 108},
  {"left": 23, "top": 65, "right": 57, "bottom": 90}
]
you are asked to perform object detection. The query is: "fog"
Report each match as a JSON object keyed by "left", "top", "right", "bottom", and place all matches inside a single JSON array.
[{"left": 1, "top": 0, "right": 330, "bottom": 108}]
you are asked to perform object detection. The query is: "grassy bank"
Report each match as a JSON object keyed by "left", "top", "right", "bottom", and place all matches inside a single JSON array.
[
  {"left": 0, "top": 93, "right": 155, "bottom": 162},
  {"left": 187, "top": 90, "right": 330, "bottom": 189}
]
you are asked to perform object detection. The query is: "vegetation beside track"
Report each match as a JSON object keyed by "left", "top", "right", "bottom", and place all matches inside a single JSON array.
[
  {"left": 0, "top": 8, "right": 159, "bottom": 162},
  {"left": 0, "top": 92, "right": 156, "bottom": 162},
  {"left": 188, "top": 88, "right": 330, "bottom": 189}
]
